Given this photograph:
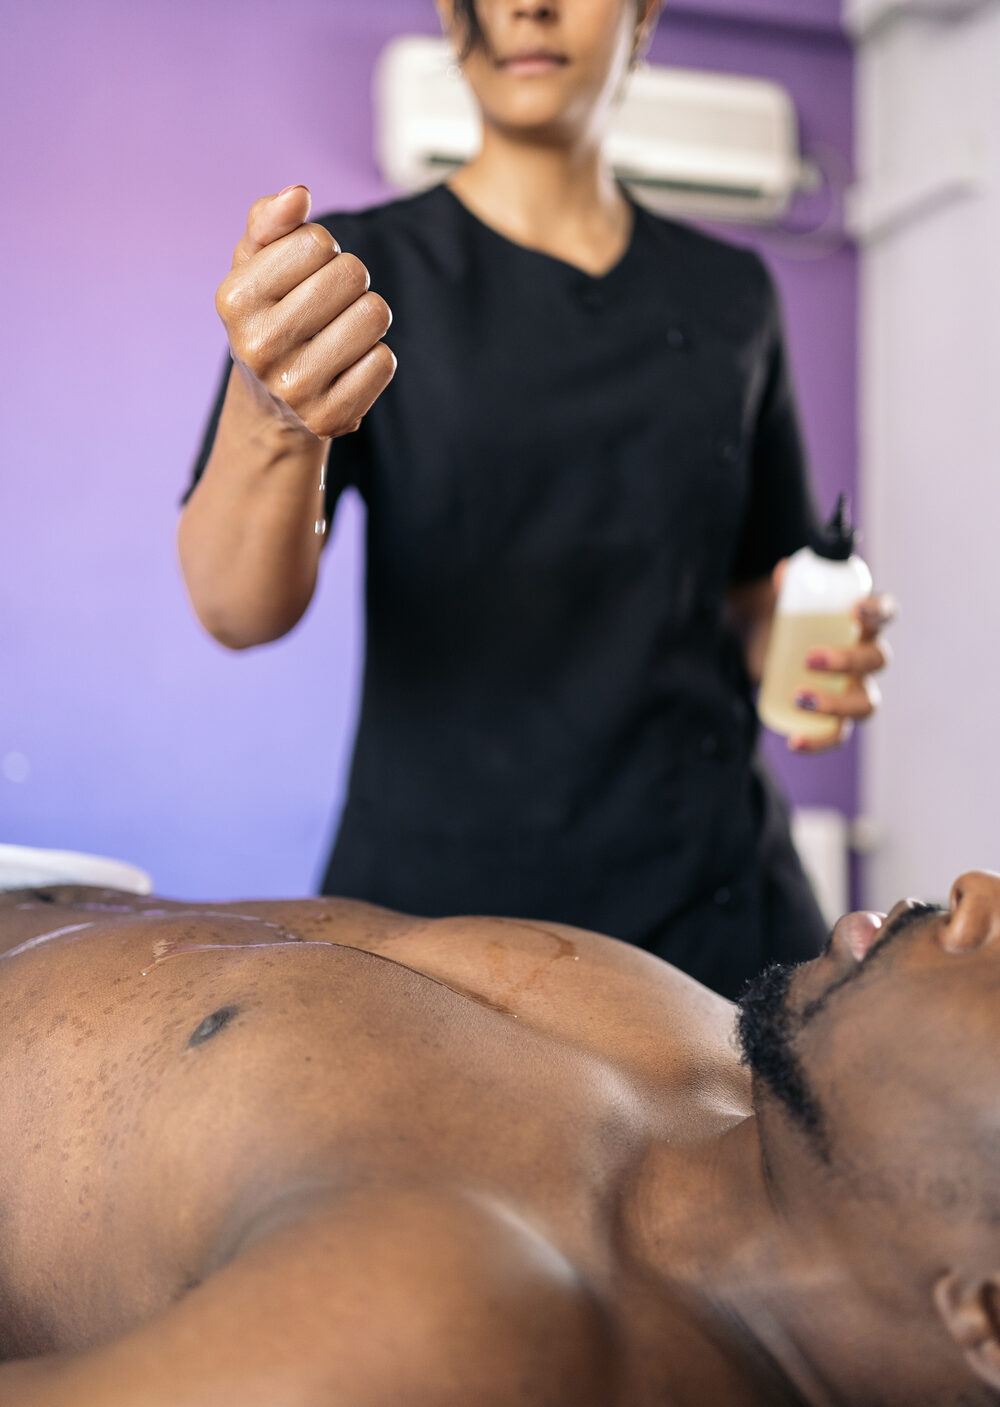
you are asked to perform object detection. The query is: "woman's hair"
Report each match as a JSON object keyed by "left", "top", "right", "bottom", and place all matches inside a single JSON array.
[{"left": 452, "top": 0, "right": 485, "bottom": 59}]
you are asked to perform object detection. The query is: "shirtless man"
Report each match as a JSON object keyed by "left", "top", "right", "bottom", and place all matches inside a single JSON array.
[{"left": 0, "top": 873, "right": 997, "bottom": 1406}]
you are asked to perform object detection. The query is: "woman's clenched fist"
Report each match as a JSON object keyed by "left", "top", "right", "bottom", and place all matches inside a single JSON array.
[{"left": 215, "top": 185, "right": 396, "bottom": 440}]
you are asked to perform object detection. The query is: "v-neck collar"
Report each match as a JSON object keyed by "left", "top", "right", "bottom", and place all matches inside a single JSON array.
[{"left": 438, "top": 181, "right": 644, "bottom": 286}]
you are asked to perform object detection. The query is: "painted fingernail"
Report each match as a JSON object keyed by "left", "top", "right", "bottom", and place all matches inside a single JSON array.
[
  {"left": 795, "top": 693, "right": 818, "bottom": 711},
  {"left": 806, "top": 651, "right": 829, "bottom": 670}
]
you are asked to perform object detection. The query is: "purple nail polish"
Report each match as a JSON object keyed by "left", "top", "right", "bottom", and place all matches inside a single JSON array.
[{"left": 795, "top": 693, "right": 818, "bottom": 711}]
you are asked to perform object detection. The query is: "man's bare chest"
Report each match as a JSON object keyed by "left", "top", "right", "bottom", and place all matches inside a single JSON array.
[{"left": 0, "top": 911, "right": 652, "bottom": 1357}]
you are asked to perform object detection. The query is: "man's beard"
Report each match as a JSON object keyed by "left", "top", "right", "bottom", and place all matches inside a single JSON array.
[{"left": 736, "top": 962, "right": 828, "bottom": 1156}]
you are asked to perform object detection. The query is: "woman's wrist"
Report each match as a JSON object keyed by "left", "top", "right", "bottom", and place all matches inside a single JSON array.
[{"left": 229, "top": 355, "right": 328, "bottom": 452}]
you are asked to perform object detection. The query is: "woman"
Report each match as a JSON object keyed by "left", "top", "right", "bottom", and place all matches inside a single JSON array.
[{"left": 179, "top": 0, "right": 892, "bottom": 999}]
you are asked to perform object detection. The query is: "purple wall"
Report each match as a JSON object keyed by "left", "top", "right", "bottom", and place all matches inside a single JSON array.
[
  {"left": 671, "top": 0, "right": 842, "bottom": 31},
  {"left": 0, "top": 0, "right": 855, "bottom": 899}
]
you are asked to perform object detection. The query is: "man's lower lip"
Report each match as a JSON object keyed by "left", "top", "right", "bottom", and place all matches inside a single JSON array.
[{"left": 836, "top": 911, "right": 885, "bottom": 962}]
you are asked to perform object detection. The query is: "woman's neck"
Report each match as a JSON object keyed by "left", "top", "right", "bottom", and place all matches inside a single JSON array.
[{"left": 447, "top": 129, "right": 633, "bottom": 276}]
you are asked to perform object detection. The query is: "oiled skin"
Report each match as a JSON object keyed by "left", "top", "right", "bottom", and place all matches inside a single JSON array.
[{"left": 0, "top": 886, "right": 758, "bottom": 1406}]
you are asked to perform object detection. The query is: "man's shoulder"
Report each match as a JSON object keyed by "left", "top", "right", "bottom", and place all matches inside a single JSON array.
[
  {"left": 3, "top": 1182, "right": 617, "bottom": 1405},
  {"left": 217, "top": 1182, "right": 619, "bottom": 1406}
]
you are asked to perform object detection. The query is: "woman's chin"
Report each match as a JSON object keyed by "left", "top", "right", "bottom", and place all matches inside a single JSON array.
[{"left": 480, "top": 103, "right": 588, "bottom": 146}]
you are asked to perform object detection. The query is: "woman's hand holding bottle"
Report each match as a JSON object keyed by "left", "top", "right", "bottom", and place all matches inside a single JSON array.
[
  {"left": 787, "top": 591, "right": 897, "bottom": 753},
  {"left": 758, "top": 499, "right": 898, "bottom": 753}
]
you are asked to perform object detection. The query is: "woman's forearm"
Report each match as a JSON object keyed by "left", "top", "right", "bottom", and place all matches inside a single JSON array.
[
  {"left": 726, "top": 575, "right": 778, "bottom": 686},
  {"left": 178, "top": 185, "right": 394, "bottom": 651},
  {"left": 177, "top": 367, "right": 329, "bottom": 650}
]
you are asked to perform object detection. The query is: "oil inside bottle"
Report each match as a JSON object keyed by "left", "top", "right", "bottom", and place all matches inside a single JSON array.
[{"left": 758, "top": 611, "right": 860, "bottom": 742}]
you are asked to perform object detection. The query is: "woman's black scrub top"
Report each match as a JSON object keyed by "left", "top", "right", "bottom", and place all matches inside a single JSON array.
[{"left": 190, "top": 184, "right": 828, "bottom": 999}]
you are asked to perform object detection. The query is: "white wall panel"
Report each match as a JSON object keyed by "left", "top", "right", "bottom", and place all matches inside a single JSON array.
[{"left": 855, "top": 2, "right": 1000, "bottom": 905}]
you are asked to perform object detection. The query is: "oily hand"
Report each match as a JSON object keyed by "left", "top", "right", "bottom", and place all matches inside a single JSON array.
[
  {"left": 215, "top": 185, "right": 396, "bottom": 440},
  {"left": 789, "top": 594, "right": 898, "bottom": 753}
]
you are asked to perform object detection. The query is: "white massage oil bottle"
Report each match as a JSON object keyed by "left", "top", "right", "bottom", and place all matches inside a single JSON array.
[{"left": 758, "top": 496, "right": 872, "bottom": 745}]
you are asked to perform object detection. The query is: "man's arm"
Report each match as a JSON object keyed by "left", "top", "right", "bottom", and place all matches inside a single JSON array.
[{"left": 0, "top": 1187, "right": 613, "bottom": 1407}]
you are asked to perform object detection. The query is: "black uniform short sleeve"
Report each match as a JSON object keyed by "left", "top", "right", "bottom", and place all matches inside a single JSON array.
[
  {"left": 183, "top": 210, "right": 372, "bottom": 514},
  {"left": 183, "top": 356, "right": 233, "bottom": 503},
  {"left": 728, "top": 255, "right": 821, "bottom": 584}
]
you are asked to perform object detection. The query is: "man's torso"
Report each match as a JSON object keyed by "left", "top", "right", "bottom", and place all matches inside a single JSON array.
[{"left": 0, "top": 886, "right": 751, "bottom": 1402}]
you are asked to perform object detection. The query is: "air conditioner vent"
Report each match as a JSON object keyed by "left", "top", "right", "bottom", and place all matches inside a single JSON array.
[{"left": 374, "top": 37, "right": 810, "bottom": 225}]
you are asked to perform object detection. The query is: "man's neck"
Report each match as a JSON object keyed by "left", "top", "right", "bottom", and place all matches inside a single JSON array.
[
  {"left": 447, "top": 129, "right": 632, "bottom": 276},
  {"left": 627, "top": 1118, "right": 961, "bottom": 1407}
]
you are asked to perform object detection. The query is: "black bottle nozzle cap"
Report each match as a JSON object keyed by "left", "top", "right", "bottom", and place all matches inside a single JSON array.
[{"left": 815, "top": 493, "right": 855, "bottom": 561}]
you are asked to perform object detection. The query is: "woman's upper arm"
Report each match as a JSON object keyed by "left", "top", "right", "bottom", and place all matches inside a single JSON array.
[{"left": 1, "top": 1187, "right": 613, "bottom": 1407}]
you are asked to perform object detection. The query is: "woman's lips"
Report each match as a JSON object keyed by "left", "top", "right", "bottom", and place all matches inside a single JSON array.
[
  {"left": 497, "top": 53, "right": 569, "bottom": 75},
  {"left": 831, "top": 910, "right": 885, "bottom": 963}
]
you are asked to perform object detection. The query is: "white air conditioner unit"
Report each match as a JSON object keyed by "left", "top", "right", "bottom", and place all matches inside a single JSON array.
[{"left": 373, "top": 37, "right": 812, "bottom": 225}]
